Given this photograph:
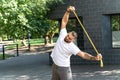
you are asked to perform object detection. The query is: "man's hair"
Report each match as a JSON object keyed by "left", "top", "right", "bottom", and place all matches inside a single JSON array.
[{"left": 71, "top": 31, "right": 78, "bottom": 39}]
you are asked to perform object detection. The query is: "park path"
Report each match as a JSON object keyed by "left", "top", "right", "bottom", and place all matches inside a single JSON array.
[{"left": 0, "top": 44, "right": 120, "bottom": 80}]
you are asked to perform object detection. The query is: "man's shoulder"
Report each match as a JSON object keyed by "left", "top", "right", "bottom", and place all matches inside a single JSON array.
[
  {"left": 60, "top": 28, "right": 67, "bottom": 34},
  {"left": 60, "top": 28, "right": 66, "bottom": 31}
]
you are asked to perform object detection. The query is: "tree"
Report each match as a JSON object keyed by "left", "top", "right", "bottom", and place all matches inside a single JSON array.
[
  {"left": 26, "top": 0, "right": 62, "bottom": 45},
  {"left": 46, "top": 20, "right": 58, "bottom": 44},
  {"left": 0, "top": 0, "right": 32, "bottom": 40},
  {"left": 0, "top": 0, "right": 63, "bottom": 46}
]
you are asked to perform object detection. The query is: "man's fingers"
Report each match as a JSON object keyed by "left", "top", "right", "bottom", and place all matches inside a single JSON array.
[
  {"left": 97, "top": 54, "right": 102, "bottom": 60},
  {"left": 67, "top": 6, "right": 75, "bottom": 12}
]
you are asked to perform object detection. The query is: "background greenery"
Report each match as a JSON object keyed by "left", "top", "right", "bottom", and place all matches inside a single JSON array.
[
  {"left": 0, "top": 37, "right": 58, "bottom": 60},
  {"left": 0, "top": 0, "right": 63, "bottom": 45}
]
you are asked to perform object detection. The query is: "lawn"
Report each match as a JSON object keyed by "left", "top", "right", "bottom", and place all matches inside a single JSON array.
[
  {"left": 5, "top": 37, "right": 58, "bottom": 49},
  {"left": 0, "top": 53, "right": 15, "bottom": 60},
  {"left": 0, "top": 37, "right": 58, "bottom": 60},
  {"left": 29, "top": 37, "right": 58, "bottom": 45}
]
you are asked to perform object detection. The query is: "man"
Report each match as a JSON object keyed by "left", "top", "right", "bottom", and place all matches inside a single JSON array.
[{"left": 51, "top": 6, "right": 102, "bottom": 80}]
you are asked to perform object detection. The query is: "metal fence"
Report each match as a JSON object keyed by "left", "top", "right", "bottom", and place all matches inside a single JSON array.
[{"left": 0, "top": 44, "right": 19, "bottom": 60}]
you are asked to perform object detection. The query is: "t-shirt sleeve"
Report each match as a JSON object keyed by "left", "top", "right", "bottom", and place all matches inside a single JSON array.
[
  {"left": 70, "top": 43, "right": 81, "bottom": 55},
  {"left": 59, "top": 28, "right": 67, "bottom": 39}
]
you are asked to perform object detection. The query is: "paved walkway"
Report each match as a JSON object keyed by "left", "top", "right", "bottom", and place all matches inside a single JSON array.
[{"left": 0, "top": 52, "right": 120, "bottom": 80}]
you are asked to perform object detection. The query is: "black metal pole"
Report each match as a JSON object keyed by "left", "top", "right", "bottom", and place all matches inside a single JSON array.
[
  {"left": 2, "top": 45, "right": 5, "bottom": 60},
  {"left": 16, "top": 44, "right": 19, "bottom": 56},
  {"left": 28, "top": 31, "right": 31, "bottom": 50}
]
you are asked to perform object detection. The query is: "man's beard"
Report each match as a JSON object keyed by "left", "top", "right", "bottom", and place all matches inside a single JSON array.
[{"left": 64, "top": 37, "right": 71, "bottom": 43}]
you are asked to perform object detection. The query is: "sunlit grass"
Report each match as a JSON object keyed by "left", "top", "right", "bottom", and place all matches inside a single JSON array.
[
  {"left": 0, "top": 37, "right": 58, "bottom": 60},
  {"left": 0, "top": 53, "right": 15, "bottom": 60}
]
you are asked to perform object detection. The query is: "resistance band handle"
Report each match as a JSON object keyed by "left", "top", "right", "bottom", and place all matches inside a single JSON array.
[{"left": 72, "top": 10, "right": 104, "bottom": 67}]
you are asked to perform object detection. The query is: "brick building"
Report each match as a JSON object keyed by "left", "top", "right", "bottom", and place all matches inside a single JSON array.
[{"left": 49, "top": 0, "right": 120, "bottom": 65}]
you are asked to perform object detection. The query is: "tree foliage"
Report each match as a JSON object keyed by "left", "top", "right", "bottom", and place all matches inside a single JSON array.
[
  {"left": 0, "top": 0, "right": 31, "bottom": 39},
  {"left": 0, "top": 0, "right": 63, "bottom": 44},
  {"left": 111, "top": 15, "right": 120, "bottom": 31}
]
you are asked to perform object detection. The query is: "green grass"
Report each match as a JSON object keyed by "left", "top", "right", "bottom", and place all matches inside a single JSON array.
[
  {"left": 26, "top": 37, "right": 58, "bottom": 46},
  {"left": 0, "top": 53, "right": 15, "bottom": 60},
  {"left": 0, "top": 37, "right": 58, "bottom": 60},
  {"left": 5, "top": 44, "right": 18, "bottom": 50},
  {"left": 3, "top": 37, "right": 58, "bottom": 50},
  {"left": 28, "top": 38, "right": 45, "bottom": 45}
]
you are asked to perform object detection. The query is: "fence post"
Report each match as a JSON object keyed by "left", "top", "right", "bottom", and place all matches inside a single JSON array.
[
  {"left": 28, "top": 31, "right": 31, "bottom": 51},
  {"left": 16, "top": 44, "right": 19, "bottom": 56},
  {"left": 2, "top": 45, "right": 5, "bottom": 60}
]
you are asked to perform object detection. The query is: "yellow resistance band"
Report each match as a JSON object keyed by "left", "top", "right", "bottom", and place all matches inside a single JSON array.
[{"left": 72, "top": 10, "right": 103, "bottom": 67}]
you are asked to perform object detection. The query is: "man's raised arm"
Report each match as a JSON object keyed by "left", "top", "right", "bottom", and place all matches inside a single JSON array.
[{"left": 61, "top": 6, "right": 75, "bottom": 29}]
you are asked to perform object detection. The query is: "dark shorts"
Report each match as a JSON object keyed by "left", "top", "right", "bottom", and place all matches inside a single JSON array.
[{"left": 51, "top": 63, "right": 72, "bottom": 80}]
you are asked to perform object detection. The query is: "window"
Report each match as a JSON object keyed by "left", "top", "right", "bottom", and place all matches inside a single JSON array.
[{"left": 111, "top": 15, "right": 120, "bottom": 48}]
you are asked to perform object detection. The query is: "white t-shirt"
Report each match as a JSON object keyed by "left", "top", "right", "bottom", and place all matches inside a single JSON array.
[{"left": 51, "top": 28, "right": 80, "bottom": 67}]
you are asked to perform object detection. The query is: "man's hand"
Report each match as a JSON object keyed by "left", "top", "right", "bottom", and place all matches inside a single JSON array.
[
  {"left": 94, "top": 54, "right": 102, "bottom": 61},
  {"left": 67, "top": 6, "right": 75, "bottom": 13}
]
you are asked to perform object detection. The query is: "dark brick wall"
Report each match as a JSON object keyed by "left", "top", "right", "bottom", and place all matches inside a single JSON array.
[{"left": 49, "top": 0, "right": 120, "bottom": 65}]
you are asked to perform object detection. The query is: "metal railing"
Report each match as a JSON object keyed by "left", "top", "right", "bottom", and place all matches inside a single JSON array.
[{"left": 1, "top": 44, "right": 19, "bottom": 60}]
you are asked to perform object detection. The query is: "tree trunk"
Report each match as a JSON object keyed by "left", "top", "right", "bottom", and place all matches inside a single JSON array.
[
  {"left": 49, "top": 36, "right": 53, "bottom": 44},
  {"left": 21, "top": 38, "right": 27, "bottom": 47},
  {"left": 0, "top": 37, "right": 2, "bottom": 43},
  {"left": 49, "top": 34, "right": 54, "bottom": 44},
  {"left": 44, "top": 35, "right": 49, "bottom": 45}
]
